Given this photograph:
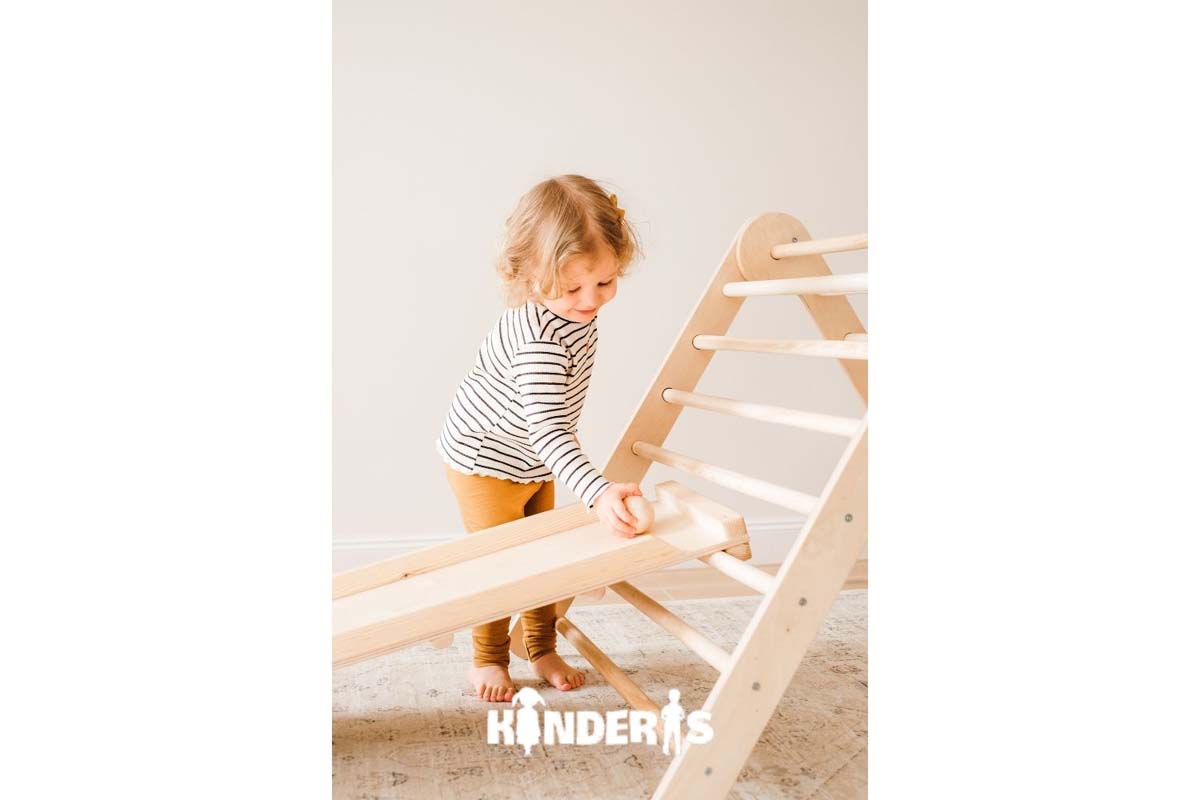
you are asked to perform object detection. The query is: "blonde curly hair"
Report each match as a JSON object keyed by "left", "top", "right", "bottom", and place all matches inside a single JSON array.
[{"left": 496, "top": 175, "right": 642, "bottom": 307}]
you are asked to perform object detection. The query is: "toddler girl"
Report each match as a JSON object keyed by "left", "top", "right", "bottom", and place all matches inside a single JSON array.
[{"left": 435, "top": 174, "right": 645, "bottom": 702}]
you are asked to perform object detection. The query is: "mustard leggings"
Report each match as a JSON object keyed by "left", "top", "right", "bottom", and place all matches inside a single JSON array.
[{"left": 441, "top": 463, "right": 559, "bottom": 667}]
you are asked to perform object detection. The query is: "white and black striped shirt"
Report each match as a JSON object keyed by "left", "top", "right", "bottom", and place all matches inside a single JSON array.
[{"left": 435, "top": 300, "right": 611, "bottom": 508}]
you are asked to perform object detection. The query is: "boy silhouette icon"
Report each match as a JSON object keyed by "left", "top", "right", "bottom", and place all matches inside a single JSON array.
[{"left": 661, "top": 688, "right": 686, "bottom": 756}]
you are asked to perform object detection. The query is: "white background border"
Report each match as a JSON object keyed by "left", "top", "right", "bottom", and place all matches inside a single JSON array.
[{"left": 3, "top": 1, "right": 1198, "bottom": 796}]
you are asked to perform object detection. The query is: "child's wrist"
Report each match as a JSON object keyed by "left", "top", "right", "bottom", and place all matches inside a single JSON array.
[{"left": 589, "top": 481, "right": 613, "bottom": 508}]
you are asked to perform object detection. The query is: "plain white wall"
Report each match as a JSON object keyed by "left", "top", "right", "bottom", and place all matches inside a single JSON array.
[{"left": 334, "top": 0, "right": 866, "bottom": 560}]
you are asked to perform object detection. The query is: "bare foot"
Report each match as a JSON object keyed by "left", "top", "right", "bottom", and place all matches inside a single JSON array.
[
  {"left": 467, "top": 664, "right": 514, "bottom": 702},
  {"left": 531, "top": 653, "right": 586, "bottom": 691}
]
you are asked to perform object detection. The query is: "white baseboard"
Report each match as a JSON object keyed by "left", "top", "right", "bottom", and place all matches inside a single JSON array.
[{"left": 332, "top": 517, "right": 807, "bottom": 573}]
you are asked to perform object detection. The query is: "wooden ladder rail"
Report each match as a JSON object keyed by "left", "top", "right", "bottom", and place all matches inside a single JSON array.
[
  {"left": 722, "top": 271, "right": 867, "bottom": 296},
  {"left": 607, "top": 581, "right": 733, "bottom": 673},
  {"left": 661, "top": 388, "right": 860, "bottom": 437},
  {"left": 632, "top": 441, "right": 819, "bottom": 515},
  {"left": 696, "top": 550, "right": 774, "bottom": 595},
  {"left": 692, "top": 335, "right": 866, "bottom": 359},
  {"left": 555, "top": 616, "right": 667, "bottom": 743}
]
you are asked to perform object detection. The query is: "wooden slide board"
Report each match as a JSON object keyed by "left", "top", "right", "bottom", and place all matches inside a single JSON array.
[
  {"left": 333, "top": 503, "right": 594, "bottom": 600},
  {"left": 333, "top": 481, "right": 748, "bottom": 670}
]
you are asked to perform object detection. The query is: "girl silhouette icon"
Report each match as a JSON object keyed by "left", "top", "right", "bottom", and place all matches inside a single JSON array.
[{"left": 511, "top": 686, "right": 547, "bottom": 755}]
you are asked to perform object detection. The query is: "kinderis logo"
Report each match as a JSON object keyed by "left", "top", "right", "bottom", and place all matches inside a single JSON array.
[{"left": 486, "top": 687, "right": 713, "bottom": 757}]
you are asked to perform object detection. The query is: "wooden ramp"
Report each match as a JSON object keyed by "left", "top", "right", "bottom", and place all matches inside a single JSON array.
[{"left": 333, "top": 481, "right": 750, "bottom": 670}]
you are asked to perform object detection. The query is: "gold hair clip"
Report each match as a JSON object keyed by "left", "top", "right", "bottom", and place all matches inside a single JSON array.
[{"left": 609, "top": 193, "right": 625, "bottom": 222}]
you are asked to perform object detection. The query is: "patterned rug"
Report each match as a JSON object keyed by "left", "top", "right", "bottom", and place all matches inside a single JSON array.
[{"left": 333, "top": 590, "right": 866, "bottom": 799}]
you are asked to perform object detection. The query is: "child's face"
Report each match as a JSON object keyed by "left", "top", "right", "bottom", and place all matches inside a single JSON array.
[{"left": 542, "top": 249, "right": 619, "bottom": 323}]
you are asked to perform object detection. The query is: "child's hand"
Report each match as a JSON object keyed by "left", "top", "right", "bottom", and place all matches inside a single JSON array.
[{"left": 594, "top": 483, "right": 643, "bottom": 538}]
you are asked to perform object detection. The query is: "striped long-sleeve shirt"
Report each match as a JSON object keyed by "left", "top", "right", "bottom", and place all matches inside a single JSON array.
[{"left": 435, "top": 300, "right": 611, "bottom": 509}]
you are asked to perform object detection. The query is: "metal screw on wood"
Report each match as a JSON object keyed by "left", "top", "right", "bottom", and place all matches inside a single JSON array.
[{"left": 844, "top": 513, "right": 853, "bottom": 522}]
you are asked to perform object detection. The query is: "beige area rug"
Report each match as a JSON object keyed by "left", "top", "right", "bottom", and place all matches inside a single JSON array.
[{"left": 334, "top": 590, "right": 866, "bottom": 799}]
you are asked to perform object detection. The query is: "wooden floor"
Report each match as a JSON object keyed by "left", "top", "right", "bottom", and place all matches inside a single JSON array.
[{"left": 573, "top": 558, "right": 867, "bottom": 605}]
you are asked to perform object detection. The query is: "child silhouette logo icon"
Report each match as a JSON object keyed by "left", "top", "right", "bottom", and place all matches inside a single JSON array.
[
  {"left": 511, "top": 686, "right": 547, "bottom": 756},
  {"left": 660, "top": 688, "right": 685, "bottom": 756}
]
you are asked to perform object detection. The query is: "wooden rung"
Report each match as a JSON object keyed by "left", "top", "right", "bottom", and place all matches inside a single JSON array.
[
  {"left": 662, "top": 388, "right": 860, "bottom": 437},
  {"left": 698, "top": 550, "right": 775, "bottom": 594},
  {"left": 555, "top": 616, "right": 666, "bottom": 741},
  {"left": 769, "top": 232, "right": 867, "bottom": 259},
  {"left": 631, "top": 441, "right": 818, "bottom": 514},
  {"left": 609, "top": 581, "right": 733, "bottom": 673},
  {"left": 692, "top": 335, "right": 867, "bottom": 361},
  {"left": 722, "top": 272, "right": 867, "bottom": 298},
  {"left": 844, "top": 332, "right": 867, "bottom": 342}
]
